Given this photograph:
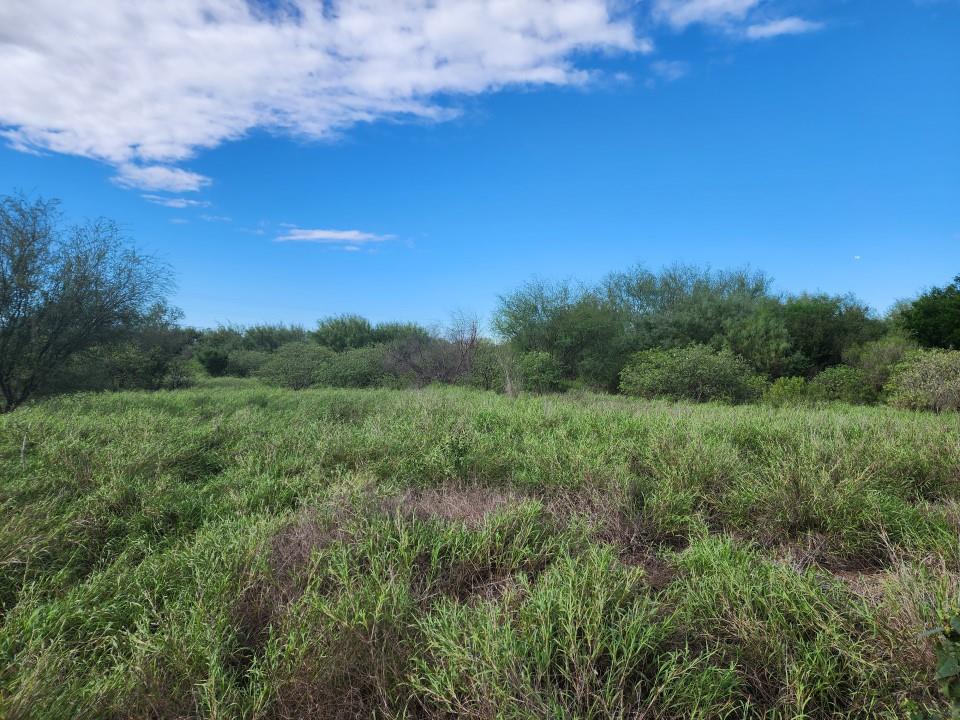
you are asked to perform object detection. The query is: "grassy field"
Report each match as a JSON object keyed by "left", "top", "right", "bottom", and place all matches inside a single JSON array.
[{"left": 2, "top": 380, "right": 959, "bottom": 718}]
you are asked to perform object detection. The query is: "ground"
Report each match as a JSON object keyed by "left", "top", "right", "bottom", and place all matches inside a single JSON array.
[{"left": 1, "top": 379, "right": 959, "bottom": 718}]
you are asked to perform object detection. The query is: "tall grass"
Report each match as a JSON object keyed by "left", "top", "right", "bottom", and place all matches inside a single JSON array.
[{"left": 1, "top": 379, "right": 958, "bottom": 718}]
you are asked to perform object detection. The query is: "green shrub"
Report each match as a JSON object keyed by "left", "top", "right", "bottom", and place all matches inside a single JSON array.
[
  {"left": 224, "top": 349, "right": 271, "bottom": 378},
  {"left": 619, "top": 345, "right": 761, "bottom": 403},
  {"left": 316, "top": 346, "right": 389, "bottom": 388},
  {"left": 886, "top": 349, "right": 960, "bottom": 412},
  {"left": 466, "top": 342, "right": 508, "bottom": 392},
  {"left": 256, "top": 342, "right": 335, "bottom": 389},
  {"left": 196, "top": 346, "right": 231, "bottom": 377},
  {"left": 517, "top": 351, "right": 566, "bottom": 394},
  {"left": 843, "top": 334, "right": 917, "bottom": 393},
  {"left": 809, "top": 365, "right": 876, "bottom": 405},
  {"left": 763, "top": 376, "right": 810, "bottom": 406}
]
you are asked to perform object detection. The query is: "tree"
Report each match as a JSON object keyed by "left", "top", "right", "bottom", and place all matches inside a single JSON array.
[
  {"left": 384, "top": 313, "right": 479, "bottom": 386},
  {"left": 899, "top": 276, "right": 960, "bottom": 349},
  {"left": 314, "top": 314, "right": 375, "bottom": 351},
  {"left": 781, "top": 293, "right": 884, "bottom": 376},
  {"left": 0, "top": 194, "right": 169, "bottom": 412}
]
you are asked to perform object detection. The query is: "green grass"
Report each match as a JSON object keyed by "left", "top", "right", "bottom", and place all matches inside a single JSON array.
[{"left": 1, "top": 379, "right": 959, "bottom": 718}]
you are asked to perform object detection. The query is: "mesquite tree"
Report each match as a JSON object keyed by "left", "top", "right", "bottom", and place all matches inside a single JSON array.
[{"left": 0, "top": 194, "right": 169, "bottom": 412}]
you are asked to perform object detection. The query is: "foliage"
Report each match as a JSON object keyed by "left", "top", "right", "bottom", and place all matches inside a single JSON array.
[
  {"left": 763, "top": 376, "right": 810, "bottom": 407},
  {"left": 195, "top": 346, "right": 231, "bottom": 376},
  {"left": 0, "top": 193, "right": 170, "bottom": 411},
  {"left": 781, "top": 293, "right": 885, "bottom": 377},
  {"left": 315, "top": 345, "right": 389, "bottom": 388},
  {"left": 516, "top": 351, "right": 566, "bottom": 393},
  {"left": 886, "top": 349, "right": 960, "bottom": 412},
  {"left": 844, "top": 334, "right": 918, "bottom": 393},
  {"left": 256, "top": 342, "right": 335, "bottom": 389},
  {"left": 313, "top": 314, "right": 376, "bottom": 351},
  {"left": 900, "top": 275, "right": 960, "bottom": 349},
  {"left": 619, "top": 345, "right": 762, "bottom": 403},
  {"left": 809, "top": 365, "right": 877, "bottom": 405},
  {"left": 224, "top": 349, "right": 271, "bottom": 378}
]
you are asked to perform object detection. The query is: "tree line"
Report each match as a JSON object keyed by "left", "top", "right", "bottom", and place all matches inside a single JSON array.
[{"left": 2, "top": 192, "right": 959, "bottom": 412}]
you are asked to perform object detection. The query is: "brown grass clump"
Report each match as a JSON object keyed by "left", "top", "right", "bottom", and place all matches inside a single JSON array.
[{"left": 380, "top": 485, "right": 523, "bottom": 527}]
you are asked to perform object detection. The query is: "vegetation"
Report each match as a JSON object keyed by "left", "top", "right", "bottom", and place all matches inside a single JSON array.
[
  {"left": 2, "top": 381, "right": 960, "bottom": 717},
  {"left": 619, "top": 345, "right": 763, "bottom": 403},
  {"left": 900, "top": 276, "right": 960, "bottom": 349},
  {"left": 886, "top": 349, "right": 960, "bottom": 413},
  {"left": 0, "top": 194, "right": 171, "bottom": 411}
]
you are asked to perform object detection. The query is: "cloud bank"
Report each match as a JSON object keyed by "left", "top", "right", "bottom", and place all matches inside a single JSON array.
[{"left": 0, "top": 0, "right": 640, "bottom": 192}]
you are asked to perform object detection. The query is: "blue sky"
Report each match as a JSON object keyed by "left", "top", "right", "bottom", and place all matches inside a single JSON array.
[{"left": 1, "top": 0, "right": 957, "bottom": 329}]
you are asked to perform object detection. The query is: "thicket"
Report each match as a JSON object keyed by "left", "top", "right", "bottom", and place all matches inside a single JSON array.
[{"left": 5, "top": 193, "right": 960, "bottom": 412}]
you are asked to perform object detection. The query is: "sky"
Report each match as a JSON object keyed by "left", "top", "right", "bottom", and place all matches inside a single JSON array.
[{"left": 1, "top": 0, "right": 958, "bottom": 329}]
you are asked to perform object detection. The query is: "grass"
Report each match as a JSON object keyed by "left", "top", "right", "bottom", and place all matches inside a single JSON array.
[{"left": 1, "top": 378, "right": 959, "bottom": 718}]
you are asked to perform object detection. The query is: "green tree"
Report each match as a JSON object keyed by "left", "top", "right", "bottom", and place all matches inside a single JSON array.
[
  {"left": 0, "top": 194, "right": 169, "bottom": 412},
  {"left": 314, "top": 314, "right": 375, "bottom": 351},
  {"left": 899, "top": 275, "right": 960, "bottom": 349}
]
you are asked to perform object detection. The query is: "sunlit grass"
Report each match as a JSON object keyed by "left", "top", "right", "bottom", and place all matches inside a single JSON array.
[{"left": 1, "top": 379, "right": 958, "bottom": 717}]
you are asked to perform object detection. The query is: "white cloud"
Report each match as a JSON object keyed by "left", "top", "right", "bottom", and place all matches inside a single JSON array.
[
  {"left": 201, "top": 214, "right": 232, "bottom": 223},
  {"left": 142, "top": 194, "right": 212, "bottom": 208},
  {"left": 650, "top": 60, "right": 689, "bottom": 82},
  {"left": 653, "top": 0, "right": 760, "bottom": 28},
  {"left": 0, "top": 0, "right": 641, "bottom": 191},
  {"left": 113, "top": 164, "right": 211, "bottom": 193},
  {"left": 652, "top": 0, "right": 822, "bottom": 40},
  {"left": 275, "top": 227, "right": 392, "bottom": 243},
  {"left": 745, "top": 16, "right": 823, "bottom": 39}
]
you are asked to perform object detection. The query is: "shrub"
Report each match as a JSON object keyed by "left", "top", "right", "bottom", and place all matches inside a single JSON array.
[
  {"left": 316, "top": 346, "right": 388, "bottom": 388},
  {"left": 314, "top": 314, "right": 376, "bottom": 352},
  {"left": 224, "top": 350, "right": 271, "bottom": 378},
  {"left": 763, "top": 376, "right": 810, "bottom": 406},
  {"left": 843, "top": 334, "right": 917, "bottom": 393},
  {"left": 886, "top": 349, "right": 960, "bottom": 412},
  {"left": 808, "top": 366, "right": 876, "bottom": 405},
  {"left": 196, "top": 347, "right": 231, "bottom": 377},
  {"left": 517, "top": 351, "right": 566, "bottom": 394},
  {"left": 256, "top": 342, "right": 335, "bottom": 389},
  {"left": 619, "top": 345, "right": 761, "bottom": 403}
]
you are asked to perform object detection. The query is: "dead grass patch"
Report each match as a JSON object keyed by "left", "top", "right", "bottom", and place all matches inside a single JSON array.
[{"left": 379, "top": 485, "right": 523, "bottom": 527}]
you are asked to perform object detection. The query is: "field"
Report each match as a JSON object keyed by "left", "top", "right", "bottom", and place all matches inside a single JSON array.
[{"left": 2, "top": 380, "right": 959, "bottom": 719}]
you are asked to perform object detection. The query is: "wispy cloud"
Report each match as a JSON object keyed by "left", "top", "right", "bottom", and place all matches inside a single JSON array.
[
  {"left": 113, "top": 164, "right": 210, "bottom": 193},
  {"left": 143, "top": 194, "right": 211, "bottom": 209},
  {"left": 745, "top": 17, "right": 824, "bottom": 39},
  {"left": 650, "top": 60, "right": 689, "bottom": 83},
  {"left": 200, "top": 214, "right": 232, "bottom": 223},
  {"left": 0, "top": 1, "right": 642, "bottom": 192},
  {"left": 652, "top": 0, "right": 822, "bottom": 40},
  {"left": 275, "top": 228, "right": 393, "bottom": 244},
  {"left": 653, "top": 0, "right": 759, "bottom": 29}
]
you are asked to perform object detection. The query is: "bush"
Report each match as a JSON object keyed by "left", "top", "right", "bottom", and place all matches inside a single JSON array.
[
  {"left": 808, "top": 366, "right": 876, "bottom": 405},
  {"left": 196, "top": 347, "right": 231, "bottom": 377},
  {"left": 314, "top": 314, "right": 376, "bottom": 352},
  {"left": 763, "top": 376, "right": 810, "bottom": 407},
  {"left": 619, "top": 345, "right": 762, "bottom": 403},
  {"left": 843, "top": 334, "right": 917, "bottom": 393},
  {"left": 256, "top": 342, "right": 335, "bottom": 389},
  {"left": 224, "top": 350, "right": 271, "bottom": 378},
  {"left": 886, "top": 349, "right": 960, "bottom": 412},
  {"left": 517, "top": 351, "right": 566, "bottom": 393},
  {"left": 316, "top": 346, "right": 389, "bottom": 388}
]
